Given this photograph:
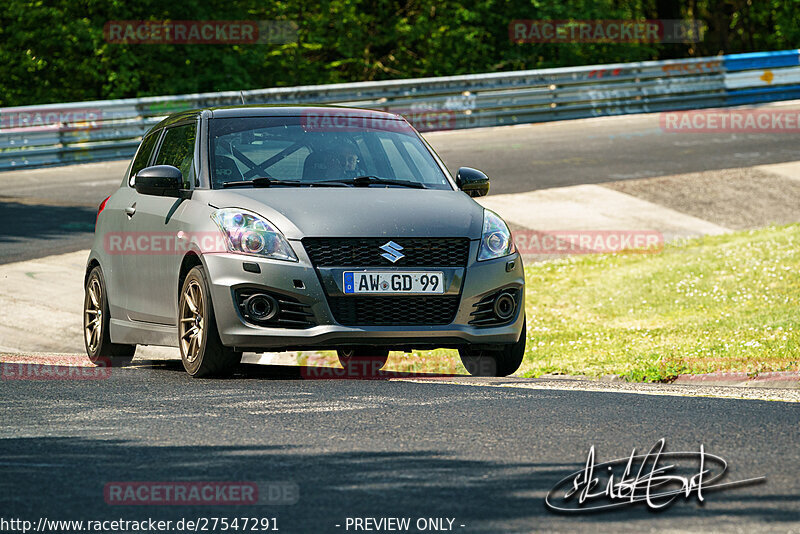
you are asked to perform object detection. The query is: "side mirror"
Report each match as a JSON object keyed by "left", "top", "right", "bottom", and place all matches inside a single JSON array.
[
  {"left": 134, "top": 165, "right": 183, "bottom": 197},
  {"left": 455, "top": 167, "right": 490, "bottom": 197}
]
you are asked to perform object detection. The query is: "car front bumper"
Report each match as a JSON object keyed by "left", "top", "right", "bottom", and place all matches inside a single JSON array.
[{"left": 201, "top": 243, "right": 525, "bottom": 352}]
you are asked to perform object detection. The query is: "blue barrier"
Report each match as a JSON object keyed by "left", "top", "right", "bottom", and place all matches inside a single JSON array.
[
  {"left": 722, "top": 49, "right": 800, "bottom": 72},
  {"left": 726, "top": 84, "right": 800, "bottom": 106}
]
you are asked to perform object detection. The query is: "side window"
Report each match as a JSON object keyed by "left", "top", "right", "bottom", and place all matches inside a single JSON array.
[
  {"left": 155, "top": 123, "right": 197, "bottom": 188},
  {"left": 128, "top": 131, "right": 160, "bottom": 186}
]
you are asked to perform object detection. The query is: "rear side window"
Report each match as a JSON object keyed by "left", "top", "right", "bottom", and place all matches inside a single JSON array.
[
  {"left": 155, "top": 123, "right": 197, "bottom": 188},
  {"left": 128, "top": 131, "right": 160, "bottom": 186}
]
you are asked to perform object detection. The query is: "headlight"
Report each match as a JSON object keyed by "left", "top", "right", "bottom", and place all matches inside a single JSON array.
[
  {"left": 211, "top": 208, "right": 297, "bottom": 261},
  {"left": 478, "top": 209, "right": 516, "bottom": 261}
]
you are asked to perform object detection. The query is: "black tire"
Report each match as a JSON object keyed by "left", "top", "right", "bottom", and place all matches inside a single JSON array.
[
  {"left": 83, "top": 266, "right": 136, "bottom": 367},
  {"left": 178, "top": 266, "right": 242, "bottom": 378},
  {"left": 459, "top": 317, "right": 526, "bottom": 377},
  {"left": 337, "top": 347, "right": 390, "bottom": 377}
]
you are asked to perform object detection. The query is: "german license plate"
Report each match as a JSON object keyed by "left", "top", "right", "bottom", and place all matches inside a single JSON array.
[{"left": 343, "top": 271, "right": 444, "bottom": 294}]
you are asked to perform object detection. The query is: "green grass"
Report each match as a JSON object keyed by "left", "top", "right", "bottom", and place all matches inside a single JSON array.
[
  {"left": 516, "top": 225, "right": 800, "bottom": 381},
  {"left": 302, "top": 225, "right": 800, "bottom": 382}
]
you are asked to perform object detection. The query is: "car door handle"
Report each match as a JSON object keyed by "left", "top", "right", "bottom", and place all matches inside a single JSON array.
[{"left": 124, "top": 203, "right": 136, "bottom": 218}]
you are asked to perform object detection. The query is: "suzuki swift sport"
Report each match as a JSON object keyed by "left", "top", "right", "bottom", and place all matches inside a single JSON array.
[{"left": 84, "top": 106, "right": 525, "bottom": 377}]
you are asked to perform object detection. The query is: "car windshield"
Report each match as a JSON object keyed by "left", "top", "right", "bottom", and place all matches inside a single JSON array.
[{"left": 208, "top": 115, "right": 452, "bottom": 189}]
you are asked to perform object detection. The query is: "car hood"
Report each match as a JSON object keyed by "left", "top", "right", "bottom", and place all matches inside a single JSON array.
[{"left": 197, "top": 188, "right": 485, "bottom": 240}]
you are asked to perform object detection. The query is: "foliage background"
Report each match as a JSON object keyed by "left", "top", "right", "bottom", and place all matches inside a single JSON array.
[{"left": 1, "top": 0, "right": 798, "bottom": 106}]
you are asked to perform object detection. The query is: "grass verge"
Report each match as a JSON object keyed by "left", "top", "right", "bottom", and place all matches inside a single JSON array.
[
  {"left": 519, "top": 224, "right": 799, "bottom": 381},
  {"left": 302, "top": 225, "right": 800, "bottom": 381}
]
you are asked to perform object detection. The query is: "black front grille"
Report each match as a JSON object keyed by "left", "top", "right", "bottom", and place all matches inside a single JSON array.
[
  {"left": 328, "top": 296, "right": 460, "bottom": 326},
  {"left": 303, "top": 238, "right": 470, "bottom": 267}
]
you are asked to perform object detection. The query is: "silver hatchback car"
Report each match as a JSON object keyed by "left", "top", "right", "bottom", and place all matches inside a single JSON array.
[{"left": 84, "top": 106, "right": 525, "bottom": 377}]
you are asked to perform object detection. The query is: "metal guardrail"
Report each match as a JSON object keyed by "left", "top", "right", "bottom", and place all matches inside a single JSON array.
[{"left": 1, "top": 49, "right": 798, "bottom": 171}]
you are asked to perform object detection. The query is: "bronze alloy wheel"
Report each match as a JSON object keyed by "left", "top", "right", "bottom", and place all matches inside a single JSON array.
[
  {"left": 178, "top": 266, "right": 242, "bottom": 377},
  {"left": 83, "top": 266, "right": 136, "bottom": 365},
  {"left": 179, "top": 279, "right": 205, "bottom": 364},
  {"left": 84, "top": 277, "right": 103, "bottom": 354}
]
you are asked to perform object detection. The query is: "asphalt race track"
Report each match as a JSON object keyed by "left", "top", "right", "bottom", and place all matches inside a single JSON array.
[
  {"left": 2, "top": 102, "right": 800, "bottom": 264},
  {"left": 1, "top": 363, "right": 798, "bottom": 533}
]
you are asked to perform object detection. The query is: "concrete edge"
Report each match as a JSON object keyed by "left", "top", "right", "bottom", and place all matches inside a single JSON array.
[
  {"left": 672, "top": 370, "right": 800, "bottom": 388},
  {"left": 393, "top": 376, "right": 800, "bottom": 403}
]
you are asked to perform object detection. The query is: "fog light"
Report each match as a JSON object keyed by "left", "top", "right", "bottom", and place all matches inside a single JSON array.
[
  {"left": 493, "top": 292, "right": 516, "bottom": 321},
  {"left": 244, "top": 294, "right": 279, "bottom": 321}
]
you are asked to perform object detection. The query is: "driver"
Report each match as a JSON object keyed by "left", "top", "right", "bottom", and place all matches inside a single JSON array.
[
  {"left": 304, "top": 138, "right": 362, "bottom": 181},
  {"left": 332, "top": 146, "right": 360, "bottom": 178}
]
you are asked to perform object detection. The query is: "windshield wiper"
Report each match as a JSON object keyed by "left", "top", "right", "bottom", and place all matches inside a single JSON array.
[
  {"left": 222, "top": 177, "right": 347, "bottom": 188},
  {"left": 222, "top": 177, "right": 300, "bottom": 188},
  {"left": 316, "top": 176, "right": 427, "bottom": 189}
]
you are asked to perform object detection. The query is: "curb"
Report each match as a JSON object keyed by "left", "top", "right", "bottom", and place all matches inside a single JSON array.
[
  {"left": 0, "top": 353, "right": 96, "bottom": 366},
  {"left": 672, "top": 370, "right": 800, "bottom": 388}
]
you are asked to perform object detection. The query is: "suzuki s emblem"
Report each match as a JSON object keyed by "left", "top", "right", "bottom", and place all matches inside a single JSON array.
[{"left": 379, "top": 241, "right": 405, "bottom": 263}]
